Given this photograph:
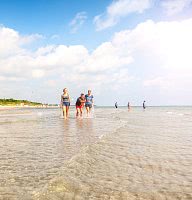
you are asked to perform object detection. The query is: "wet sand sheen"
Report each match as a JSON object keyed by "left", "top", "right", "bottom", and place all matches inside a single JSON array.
[
  {"left": 34, "top": 108, "right": 192, "bottom": 200},
  {"left": 0, "top": 108, "right": 123, "bottom": 199},
  {"left": 0, "top": 107, "right": 192, "bottom": 199}
]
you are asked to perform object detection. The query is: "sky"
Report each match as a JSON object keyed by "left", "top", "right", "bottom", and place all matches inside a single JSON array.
[{"left": 0, "top": 0, "right": 192, "bottom": 106}]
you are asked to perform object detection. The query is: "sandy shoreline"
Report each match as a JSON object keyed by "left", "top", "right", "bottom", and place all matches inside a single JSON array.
[{"left": 0, "top": 105, "right": 59, "bottom": 110}]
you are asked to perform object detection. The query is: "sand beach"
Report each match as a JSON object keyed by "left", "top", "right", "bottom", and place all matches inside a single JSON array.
[{"left": 0, "top": 107, "right": 191, "bottom": 199}]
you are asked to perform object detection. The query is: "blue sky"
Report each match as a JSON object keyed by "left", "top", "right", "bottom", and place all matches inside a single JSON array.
[
  {"left": 0, "top": 0, "right": 192, "bottom": 106},
  {"left": 0, "top": 0, "right": 112, "bottom": 48}
]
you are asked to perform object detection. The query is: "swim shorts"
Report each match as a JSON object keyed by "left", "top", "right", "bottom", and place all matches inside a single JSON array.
[
  {"left": 85, "top": 104, "right": 92, "bottom": 108},
  {"left": 63, "top": 102, "right": 70, "bottom": 107},
  {"left": 76, "top": 105, "right": 83, "bottom": 109}
]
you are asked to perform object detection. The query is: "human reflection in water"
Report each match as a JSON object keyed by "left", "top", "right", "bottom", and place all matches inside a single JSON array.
[
  {"left": 60, "top": 117, "right": 96, "bottom": 158},
  {"left": 62, "top": 118, "right": 70, "bottom": 131},
  {"left": 61, "top": 119, "right": 78, "bottom": 158},
  {"left": 75, "top": 118, "right": 95, "bottom": 145}
]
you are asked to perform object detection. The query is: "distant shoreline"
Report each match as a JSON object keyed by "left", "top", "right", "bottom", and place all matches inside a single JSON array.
[
  {"left": 1, "top": 105, "right": 191, "bottom": 111},
  {"left": 0, "top": 105, "right": 59, "bottom": 110},
  {"left": 0, "top": 98, "right": 59, "bottom": 110}
]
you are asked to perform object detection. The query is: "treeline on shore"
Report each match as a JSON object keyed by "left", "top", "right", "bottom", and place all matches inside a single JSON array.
[{"left": 0, "top": 98, "right": 42, "bottom": 106}]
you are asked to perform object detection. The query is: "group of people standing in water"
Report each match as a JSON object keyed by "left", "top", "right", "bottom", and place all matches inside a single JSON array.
[
  {"left": 115, "top": 101, "right": 146, "bottom": 111},
  {"left": 60, "top": 88, "right": 94, "bottom": 119},
  {"left": 61, "top": 88, "right": 146, "bottom": 119}
]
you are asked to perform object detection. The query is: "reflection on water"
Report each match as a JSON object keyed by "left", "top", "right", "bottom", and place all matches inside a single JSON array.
[
  {"left": 0, "top": 107, "right": 192, "bottom": 199},
  {"left": 0, "top": 107, "right": 120, "bottom": 199}
]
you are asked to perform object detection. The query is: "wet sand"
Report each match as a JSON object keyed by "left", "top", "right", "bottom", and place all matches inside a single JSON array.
[
  {"left": 0, "top": 107, "right": 192, "bottom": 199},
  {"left": 34, "top": 108, "right": 192, "bottom": 200}
]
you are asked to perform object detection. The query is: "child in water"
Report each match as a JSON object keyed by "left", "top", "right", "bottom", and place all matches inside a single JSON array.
[{"left": 76, "top": 93, "right": 85, "bottom": 117}]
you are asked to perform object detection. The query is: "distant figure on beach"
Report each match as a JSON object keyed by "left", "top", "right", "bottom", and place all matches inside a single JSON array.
[
  {"left": 61, "top": 88, "right": 70, "bottom": 119},
  {"left": 115, "top": 102, "right": 118, "bottom": 108},
  {"left": 85, "top": 90, "right": 94, "bottom": 116},
  {"left": 143, "top": 101, "right": 146, "bottom": 110},
  {"left": 128, "top": 102, "right": 130, "bottom": 111},
  {"left": 76, "top": 93, "right": 85, "bottom": 118}
]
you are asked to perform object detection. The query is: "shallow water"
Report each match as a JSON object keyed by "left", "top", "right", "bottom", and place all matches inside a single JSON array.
[{"left": 0, "top": 107, "right": 192, "bottom": 199}]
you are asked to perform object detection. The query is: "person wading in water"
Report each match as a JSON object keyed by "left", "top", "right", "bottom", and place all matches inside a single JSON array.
[
  {"left": 85, "top": 90, "right": 94, "bottom": 117},
  {"left": 60, "top": 88, "right": 70, "bottom": 119},
  {"left": 76, "top": 93, "right": 85, "bottom": 118}
]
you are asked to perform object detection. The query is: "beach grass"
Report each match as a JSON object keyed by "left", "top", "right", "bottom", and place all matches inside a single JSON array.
[{"left": 0, "top": 98, "right": 42, "bottom": 106}]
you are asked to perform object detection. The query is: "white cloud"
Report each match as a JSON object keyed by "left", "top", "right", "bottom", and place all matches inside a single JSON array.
[
  {"left": 0, "top": 25, "right": 42, "bottom": 57},
  {"left": 143, "top": 74, "right": 192, "bottom": 96},
  {"left": 143, "top": 76, "right": 173, "bottom": 88},
  {"left": 0, "top": 76, "right": 26, "bottom": 82},
  {"left": 44, "top": 80, "right": 57, "bottom": 87},
  {"left": 161, "top": 0, "right": 192, "bottom": 16},
  {"left": 32, "top": 69, "right": 45, "bottom": 78},
  {"left": 69, "top": 12, "right": 87, "bottom": 33},
  {"left": 94, "top": 0, "right": 152, "bottom": 31},
  {"left": 19, "top": 33, "right": 43, "bottom": 45},
  {"left": 112, "top": 18, "right": 192, "bottom": 70},
  {"left": 0, "top": 26, "right": 24, "bottom": 56},
  {"left": 33, "top": 45, "right": 88, "bottom": 68},
  {"left": 50, "top": 34, "right": 60, "bottom": 39},
  {"left": 1, "top": 18, "right": 192, "bottom": 105},
  {"left": 77, "top": 42, "right": 133, "bottom": 73},
  {"left": 0, "top": 25, "right": 89, "bottom": 79}
]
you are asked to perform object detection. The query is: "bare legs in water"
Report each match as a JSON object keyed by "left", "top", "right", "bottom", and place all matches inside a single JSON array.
[
  {"left": 76, "top": 107, "right": 83, "bottom": 118},
  {"left": 62, "top": 105, "right": 70, "bottom": 119},
  {"left": 86, "top": 106, "right": 91, "bottom": 117}
]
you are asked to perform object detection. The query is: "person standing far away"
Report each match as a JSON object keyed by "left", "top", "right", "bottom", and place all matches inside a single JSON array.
[
  {"left": 115, "top": 102, "right": 118, "bottom": 108},
  {"left": 85, "top": 90, "right": 94, "bottom": 117},
  {"left": 128, "top": 102, "right": 131, "bottom": 111},
  {"left": 60, "top": 88, "right": 70, "bottom": 119},
  {"left": 143, "top": 101, "right": 146, "bottom": 110},
  {"left": 76, "top": 93, "right": 85, "bottom": 118}
]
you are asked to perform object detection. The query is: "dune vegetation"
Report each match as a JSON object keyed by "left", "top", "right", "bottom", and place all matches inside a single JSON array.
[{"left": 0, "top": 98, "right": 42, "bottom": 106}]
